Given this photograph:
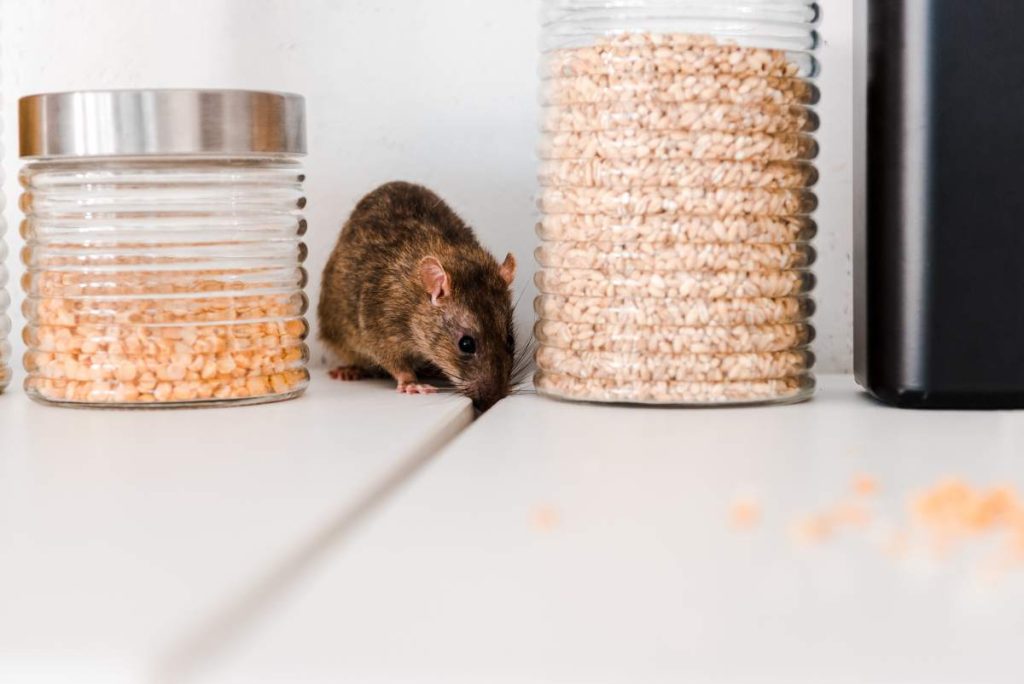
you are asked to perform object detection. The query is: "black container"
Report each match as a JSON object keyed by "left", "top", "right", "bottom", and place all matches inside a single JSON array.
[{"left": 858, "top": 0, "right": 1024, "bottom": 408}]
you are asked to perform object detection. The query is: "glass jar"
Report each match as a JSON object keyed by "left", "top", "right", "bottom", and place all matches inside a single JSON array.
[
  {"left": 535, "top": 0, "right": 820, "bottom": 406},
  {"left": 19, "top": 90, "right": 310, "bottom": 407},
  {"left": 1, "top": 208, "right": 10, "bottom": 393}
]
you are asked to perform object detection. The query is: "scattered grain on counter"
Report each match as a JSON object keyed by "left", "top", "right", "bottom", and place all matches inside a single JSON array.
[
  {"left": 733, "top": 474, "right": 1024, "bottom": 577},
  {"left": 790, "top": 500, "right": 872, "bottom": 546},
  {"left": 910, "top": 479, "right": 1024, "bottom": 562}
]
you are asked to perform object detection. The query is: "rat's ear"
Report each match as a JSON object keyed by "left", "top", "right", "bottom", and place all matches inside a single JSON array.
[
  {"left": 419, "top": 256, "right": 450, "bottom": 306},
  {"left": 499, "top": 252, "right": 516, "bottom": 286}
]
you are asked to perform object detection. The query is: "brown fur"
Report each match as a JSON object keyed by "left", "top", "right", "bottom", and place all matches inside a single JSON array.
[{"left": 318, "top": 182, "right": 516, "bottom": 411}]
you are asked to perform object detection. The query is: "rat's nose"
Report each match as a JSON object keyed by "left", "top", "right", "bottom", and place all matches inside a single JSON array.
[
  {"left": 470, "top": 379, "right": 510, "bottom": 412},
  {"left": 472, "top": 393, "right": 502, "bottom": 412},
  {"left": 472, "top": 397, "right": 495, "bottom": 412}
]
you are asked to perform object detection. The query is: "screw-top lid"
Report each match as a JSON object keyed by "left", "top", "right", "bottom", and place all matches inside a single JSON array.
[{"left": 19, "top": 89, "right": 307, "bottom": 159}]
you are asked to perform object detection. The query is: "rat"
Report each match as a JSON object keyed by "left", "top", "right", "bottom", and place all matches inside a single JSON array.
[{"left": 318, "top": 181, "right": 519, "bottom": 412}]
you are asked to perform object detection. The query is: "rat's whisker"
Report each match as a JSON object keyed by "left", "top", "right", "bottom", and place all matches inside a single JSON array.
[
  {"left": 512, "top": 286, "right": 528, "bottom": 312},
  {"left": 510, "top": 331, "right": 536, "bottom": 388},
  {"left": 444, "top": 373, "right": 466, "bottom": 387}
]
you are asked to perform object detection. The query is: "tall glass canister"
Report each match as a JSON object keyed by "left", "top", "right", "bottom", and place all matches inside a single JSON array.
[
  {"left": 0, "top": 186, "right": 9, "bottom": 393},
  {"left": 19, "top": 90, "right": 310, "bottom": 407},
  {"left": 535, "top": 0, "right": 820, "bottom": 405}
]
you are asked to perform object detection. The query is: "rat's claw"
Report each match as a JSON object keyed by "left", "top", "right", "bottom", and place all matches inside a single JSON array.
[
  {"left": 329, "top": 366, "right": 366, "bottom": 381},
  {"left": 397, "top": 382, "right": 438, "bottom": 395}
]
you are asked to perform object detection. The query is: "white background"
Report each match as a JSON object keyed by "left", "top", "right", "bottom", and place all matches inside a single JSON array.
[{"left": 0, "top": 0, "right": 855, "bottom": 373}]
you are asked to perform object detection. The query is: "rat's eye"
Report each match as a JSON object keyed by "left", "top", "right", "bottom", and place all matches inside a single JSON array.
[{"left": 458, "top": 335, "right": 477, "bottom": 355}]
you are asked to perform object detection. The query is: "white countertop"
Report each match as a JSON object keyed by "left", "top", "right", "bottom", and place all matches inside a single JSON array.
[
  {"left": 187, "top": 375, "right": 1024, "bottom": 684},
  {"left": 0, "top": 373, "right": 473, "bottom": 684}
]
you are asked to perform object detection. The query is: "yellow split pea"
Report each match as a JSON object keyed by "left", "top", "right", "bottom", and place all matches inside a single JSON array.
[{"left": 25, "top": 270, "right": 309, "bottom": 405}]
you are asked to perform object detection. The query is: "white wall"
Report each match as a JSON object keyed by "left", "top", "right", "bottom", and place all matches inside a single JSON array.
[{"left": 0, "top": 0, "right": 854, "bottom": 374}]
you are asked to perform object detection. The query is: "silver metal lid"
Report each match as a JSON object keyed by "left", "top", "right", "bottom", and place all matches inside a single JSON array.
[{"left": 19, "top": 89, "right": 307, "bottom": 159}]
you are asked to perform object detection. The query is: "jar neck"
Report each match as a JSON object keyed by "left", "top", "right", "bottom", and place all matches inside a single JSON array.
[
  {"left": 540, "top": 1, "right": 820, "bottom": 53},
  {"left": 22, "top": 155, "right": 303, "bottom": 170}
]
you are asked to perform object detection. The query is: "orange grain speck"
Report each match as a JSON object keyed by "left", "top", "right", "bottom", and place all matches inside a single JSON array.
[
  {"left": 730, "top": 497, "right": 761, "bottom": 530},
  {"left": 530, "top": 504, "right": 561, "bottom": 532},
  {"left": 852, "top": 474, "right": 879, "bottom": 497},
  {"left": 830, "top": 501, "right": 871, "bottom": 528},
  {"left": 791, "top": 515, "right": 834, "bottom": 545}
]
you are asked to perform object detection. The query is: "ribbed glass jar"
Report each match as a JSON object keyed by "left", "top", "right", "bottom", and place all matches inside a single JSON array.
[
  {"left": 18, "top": 90, "right": 309, "bottom": 407},
  {"left": 0, "top": 198, "right": 10, "bottom": 394},
  {"left": 535, "top": 0, "right": 820, "bottom": 406},
  {"left": 20, "top": 159, "right": 310, "bottom": 407}
]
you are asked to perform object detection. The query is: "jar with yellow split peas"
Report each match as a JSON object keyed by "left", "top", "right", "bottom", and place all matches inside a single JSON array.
[
  {"left": 535, "top": 0, "right": 821, "bottom": 406},
  {"left": 1, "top": 217, "right": 11, "bottom": 394},
  {"left": 18, "top": 89, "right": 310, "bottom": 407}
]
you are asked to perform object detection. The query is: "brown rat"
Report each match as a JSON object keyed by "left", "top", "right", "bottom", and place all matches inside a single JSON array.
[{"left": 318, "top": 181, "right": 519, "bottom": 411}]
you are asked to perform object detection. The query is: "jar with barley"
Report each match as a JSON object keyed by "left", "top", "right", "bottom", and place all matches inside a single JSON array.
[{"left": 535, "top": 0, "right": 821, "bottom": 405}]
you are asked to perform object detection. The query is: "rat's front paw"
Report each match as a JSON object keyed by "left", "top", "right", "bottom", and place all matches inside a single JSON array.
[
  {"left": 329, "top": 366, "right": 366, "bottom": 381},
  {"left": 397, "top": 382, "right": 438, "bottom": 395}
]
